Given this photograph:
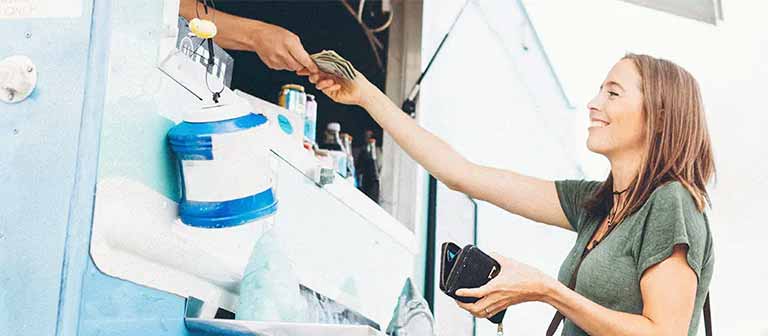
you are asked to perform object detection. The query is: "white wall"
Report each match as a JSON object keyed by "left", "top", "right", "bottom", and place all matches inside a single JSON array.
[{"left": 420, "top": 0, "right": 767, "bottom": 335}]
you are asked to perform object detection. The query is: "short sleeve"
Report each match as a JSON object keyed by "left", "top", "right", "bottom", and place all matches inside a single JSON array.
[
  {"left": 554, "top": 180, "right": 601, "bottom": 232},
  {"left": 635, "top": 182, "right": 710, "bottom": 280}
]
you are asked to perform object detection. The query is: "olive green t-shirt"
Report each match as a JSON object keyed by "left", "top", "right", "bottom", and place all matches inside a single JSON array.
[{"left": 554, "top": 180, "right": 714, "bottom": 336}]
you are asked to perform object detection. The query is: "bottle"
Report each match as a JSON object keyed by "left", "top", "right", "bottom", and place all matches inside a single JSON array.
[
  {"left": 358, "top": 137, "right": 380, "bottom": 203},
  {"left": 278, "top": 84, "right": 306, "bottom": 145},
  {"left": 341, "top": 133, "right": 357, "bottom": 186},
  {"left": 319, "top": 122, "right": 347, "bottom": 176},
  {"left": 278, "top": 84, "right": 307, "bottom": 117},
  {"left": 319, "top": 122, "right": 343, "bottom": 151},
  {"left": 304, "top": 94, "right": 318, "bottom": 144}
]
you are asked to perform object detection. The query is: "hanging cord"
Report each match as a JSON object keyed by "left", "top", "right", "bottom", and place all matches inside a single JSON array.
[
  {"left": 357, "top": 0, "right": 393, "bottom": 33},
  {"left": 339, "top": 0, "right": 394, "bottom": 70},
  {"left": 193, "top": 0, "right": 224, "bottom": 103}
]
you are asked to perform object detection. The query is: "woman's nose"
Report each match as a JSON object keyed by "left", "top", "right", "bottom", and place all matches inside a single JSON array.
[{"left": 587, "top": 93, "right": 603, "bottom": 112}]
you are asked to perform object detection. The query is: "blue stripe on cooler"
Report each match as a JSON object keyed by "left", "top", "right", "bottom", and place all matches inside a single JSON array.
[
  {"left": 180, "top": 187, "right": 278, "bottom": 228},
  {"left": 168, "top": 113, "right": 268, "bottom": 161},
  {"left": 173, "top": 113, "right": 268, "bottom": 136},
  {"left": 173, "top": 136, "right": 214, "bottom": 160}
]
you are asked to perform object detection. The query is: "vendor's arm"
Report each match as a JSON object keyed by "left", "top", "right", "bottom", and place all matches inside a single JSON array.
[{"left": 179, "top": 0, "right": 318, "bottom": 72}]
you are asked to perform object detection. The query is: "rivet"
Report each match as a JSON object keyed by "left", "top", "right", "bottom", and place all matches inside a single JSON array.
[{"left": 25, "top": 32, "right": 32, "bottom": 39}]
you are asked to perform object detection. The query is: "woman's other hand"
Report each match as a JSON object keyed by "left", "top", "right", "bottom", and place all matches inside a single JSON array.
[{"left": 454, "top": 253, "right": 557, "bottom": 319}]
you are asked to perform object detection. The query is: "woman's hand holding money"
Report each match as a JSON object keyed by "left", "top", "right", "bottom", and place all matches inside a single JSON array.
[{"left": 300, "top": 70, "right": 378, "bottom": 108}]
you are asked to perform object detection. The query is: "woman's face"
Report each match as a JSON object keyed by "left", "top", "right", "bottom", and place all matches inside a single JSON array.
[{"left": 587, "top": 59, "right": 646, "bottom": 158}]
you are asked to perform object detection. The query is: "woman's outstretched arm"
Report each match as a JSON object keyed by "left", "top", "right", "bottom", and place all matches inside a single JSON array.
[{"left": 303, "top": 70, "right": 572, "bottom": 230}]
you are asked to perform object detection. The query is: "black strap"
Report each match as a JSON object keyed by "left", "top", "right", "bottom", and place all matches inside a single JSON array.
[
  {"left": 546, "top": 310, "right": 565, "bottom": 335},
  {"left": 545, "top": 246, "right": 590, "bottom": 336},
  {"left": 704, "top": 293, "right": 712, "bottom": 336}
]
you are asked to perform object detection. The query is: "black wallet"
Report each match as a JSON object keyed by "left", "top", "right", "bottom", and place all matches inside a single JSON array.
[{"left": 439, "top": 242, "right": 506, "bottom": 324}]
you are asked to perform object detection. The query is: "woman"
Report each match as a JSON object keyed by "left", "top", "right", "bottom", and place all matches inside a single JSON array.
[{"left": 299, "top": 53, "right": 714, "bottom": 335}]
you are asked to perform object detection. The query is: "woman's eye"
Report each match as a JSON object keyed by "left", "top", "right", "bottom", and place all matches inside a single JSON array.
[{"left": 608, "top": 91, "right": 619, "bottom": 97}]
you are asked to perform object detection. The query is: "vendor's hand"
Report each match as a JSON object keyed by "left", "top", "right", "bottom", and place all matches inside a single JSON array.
[
  {"left": 454, "top": 253, "right": 556, "bottom": 319},
  {"left": 249, "top": 21, "right": 318, "bottom": 72},
  {"left": 301, "top": 71, "right": 376, "bottom": 107}
]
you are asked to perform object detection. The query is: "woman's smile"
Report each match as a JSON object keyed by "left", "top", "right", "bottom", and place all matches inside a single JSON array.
[{"left": 589, "top": 116, "right": 610, "bottom": 129}]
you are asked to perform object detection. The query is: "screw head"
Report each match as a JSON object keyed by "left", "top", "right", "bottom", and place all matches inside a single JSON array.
[
  {"left": 26, "top": 66, "right": 34, "bottom": 73},
  {"left": 25, "top": 32, "right": 32, "bottom": 38}
]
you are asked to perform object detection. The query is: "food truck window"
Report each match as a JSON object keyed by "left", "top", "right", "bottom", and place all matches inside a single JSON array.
[
  {"left": 214, "top": 0, "right": 389, "bottom": 150},
  {"left": 204, "top": 0, "right": 425, "bottom": 232}
]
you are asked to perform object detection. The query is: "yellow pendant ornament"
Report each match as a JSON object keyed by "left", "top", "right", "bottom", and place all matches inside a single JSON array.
[{"left": 189, "top": 18, "right": 218, "bottom": 39}]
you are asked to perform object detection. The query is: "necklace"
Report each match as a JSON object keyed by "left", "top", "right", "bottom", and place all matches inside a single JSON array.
[
  {"left": 606, "top": 205, "right": 619, "bottom": 229},
  {"left": 609, "top": 186, "right": 631, "bottom": 227},
  {"left": 612, "top": 186, "right": 630, "bottom": 195},
  {"left": 590, "top": 190, "right": 629, "bottom": 248}
]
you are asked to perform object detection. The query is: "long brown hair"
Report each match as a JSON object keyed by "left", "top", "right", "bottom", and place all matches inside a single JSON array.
[{"left": 584, "top": 53, "right": 716, "bottom": 222}]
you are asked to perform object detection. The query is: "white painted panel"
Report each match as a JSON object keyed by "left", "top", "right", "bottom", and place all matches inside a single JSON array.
[{"left": 0, "top": 0, "right": 82, "bottom": 18}]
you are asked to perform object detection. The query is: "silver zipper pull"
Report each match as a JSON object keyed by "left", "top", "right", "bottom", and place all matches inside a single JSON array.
[{"left": 496, "top": 322, "right": 504, "bottom": 336}]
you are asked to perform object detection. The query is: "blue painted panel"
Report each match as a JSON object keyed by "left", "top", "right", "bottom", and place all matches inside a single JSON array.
[
  {"left": 78, "top": 260, "right": 190, "bottom": 336},
  {"left": 0, "top": 2, "right": 95, "bottom": 336},
  {"left": 2, "top": 1, "right": 208, "bottom": 335}
]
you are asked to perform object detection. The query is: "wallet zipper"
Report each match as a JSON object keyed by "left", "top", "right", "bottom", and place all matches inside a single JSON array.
[{"left": 446, "top": 246, "right": 472, "bottom": 293}]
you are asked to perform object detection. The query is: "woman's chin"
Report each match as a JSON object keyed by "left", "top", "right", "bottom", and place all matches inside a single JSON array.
[{"left": 586, "top": 140, "right": 610, "bottom": 155}]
